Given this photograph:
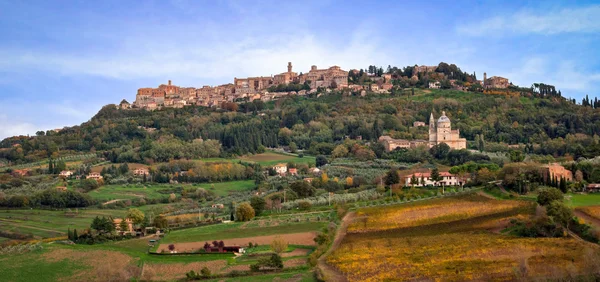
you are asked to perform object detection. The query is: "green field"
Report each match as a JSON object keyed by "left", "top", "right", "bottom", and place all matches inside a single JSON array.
[
  {"left": 88, "top": 184, "right": 177, "bottom": 202},
  {"left": 0, "top": 209, "right": 125, "bottom": 239},
  {"left": 239, "top": 152, "right": 316, "bottom": 167},
  {"left": 162, "top": 221, "right": 325, "bottom": 243},
  {"left": 568, "top": 193, "right": 600, "bottom": 207},
  {"left": 195, "top": 180, "right": 256, "bottom": 196}
]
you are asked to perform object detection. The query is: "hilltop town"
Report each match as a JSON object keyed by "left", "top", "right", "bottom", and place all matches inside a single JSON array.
[{"left": 126, "top": 62, "right": 511, "bottom": 110}]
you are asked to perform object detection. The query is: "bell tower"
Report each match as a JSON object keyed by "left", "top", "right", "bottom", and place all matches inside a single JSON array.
[
  {"left": 287, "top": 62, "right": 292, "bottom": 73},
  {"left": 429, "top": 112, "right": 436, "bottom": 143}
]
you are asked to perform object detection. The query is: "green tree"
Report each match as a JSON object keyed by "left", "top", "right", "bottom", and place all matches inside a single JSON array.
[
  {"left": 537, "top": 187, "right": 563, "bottom": 206},
  {"left": 119, "top": 219, "right": 129, "bottom": 232},
  {"left": 250, "top": 196, "right": 266, "bottom": 216},
  {"left": 546, "top": 200, "right": 573, "bottom": 230},
  {"left": 385, "top": 168, "right": 399, "bottom": 186},
  {"left": 316, "top": 155, "right": 328, "bottom": 167},
  {"left": 430, "top": 168, "right": 442, "bottom": 186},
  {"left": 235, "top": 202, "right": 255, "bottom": 221},
  {"left": 289, "top": 142, "right": 298, "bottom": 153},
  {"left": 126, "top": 208, "right": 145, "bottom": 226},
  {"left": 290, "top": 181, "right": 316, "bottom": 198}
]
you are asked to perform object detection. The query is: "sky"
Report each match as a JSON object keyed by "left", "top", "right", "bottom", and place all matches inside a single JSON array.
[{"left": 0, "top": 0, "right": 599, "bottom": 140}]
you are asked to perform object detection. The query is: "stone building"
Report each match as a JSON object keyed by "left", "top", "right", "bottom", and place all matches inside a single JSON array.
[
  {"left": 483, "top": 72, "right": 510, "bottom": 89},
  {"left": 378, "top": 136, "right": 428, "bottom": 152},
  {"left": 429, "top": 111, "right": 467, "bottom": 150},
  {"left": 542, "top": 163, "right": 573, "bottom": 182},
  {"left": 299, "top": 65, "right": 348, "bottom": 88}
]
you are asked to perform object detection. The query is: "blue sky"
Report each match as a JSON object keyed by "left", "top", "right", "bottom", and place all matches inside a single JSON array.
[{"left": 0, "top": 0, "right": 599, "bottom": 139}]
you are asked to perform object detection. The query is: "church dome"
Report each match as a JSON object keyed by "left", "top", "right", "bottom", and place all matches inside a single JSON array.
[{"left": 437, "top": 111, "right": 450, "bottom": 123}]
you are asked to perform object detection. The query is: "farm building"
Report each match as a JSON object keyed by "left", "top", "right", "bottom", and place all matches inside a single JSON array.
[
  {"left": 585, "top": 184, "right": 600, "bottom": 192},
  {"left": 404, "top": 171, "right": 463, "bottom": 187}
]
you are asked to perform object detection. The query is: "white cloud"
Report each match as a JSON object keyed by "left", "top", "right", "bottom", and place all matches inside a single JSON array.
[
  {"left": 457, "top": 5, "right": 600, "bottom": 36},
  {"left": 506, "top": 57, "right": 600, "bottom": 94},
  {"left": 0, "top": 26, "right": 389, "bottom": 87},
  {"left": 0, "top": 115, "right": 39, "bottom": 140}
]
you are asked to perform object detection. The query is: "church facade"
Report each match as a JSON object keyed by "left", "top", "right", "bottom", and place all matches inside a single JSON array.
[{"left": 429, "top": 111, "right": 467, "bottom": 150}]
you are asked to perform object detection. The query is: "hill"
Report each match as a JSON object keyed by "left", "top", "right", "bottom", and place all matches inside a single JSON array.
[{"left": 2, "top": 88, "right": 599, "bottom": 168}]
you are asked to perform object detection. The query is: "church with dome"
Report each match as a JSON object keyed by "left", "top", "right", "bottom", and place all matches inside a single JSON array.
[{"left": 428, "top": 111, "right": 467, "bottom": 150}]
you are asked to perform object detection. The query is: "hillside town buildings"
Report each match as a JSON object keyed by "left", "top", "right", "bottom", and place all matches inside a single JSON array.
[
  {"left": 130, "top": 61, "right": 511, "bottom": 110},
  {"left": 379, "top": 111, "right": 467, "bottom": 151},
  {"left": 133, "top": 62, "right": 348, "bottom": 110}
]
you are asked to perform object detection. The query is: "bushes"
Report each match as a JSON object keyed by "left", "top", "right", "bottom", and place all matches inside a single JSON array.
[
  {"left": 298, "top": 201, "right": 312, "bottom": 211},
  {"left": 251, "top": 253, "right": 283, "bottom": 271}
]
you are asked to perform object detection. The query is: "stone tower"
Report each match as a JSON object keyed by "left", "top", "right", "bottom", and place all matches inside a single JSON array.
[
  {"left": 429, "top": 112, "right": 437, "bottom": 144},
  {"left": 287, "top": 62, "right": 292, "bottom": 73},
  {"left": 483, "top": 72, "right": 487, "bottom": 87},
  {"left": 168, "top": 80, "right": 172, "bottom": 86}
]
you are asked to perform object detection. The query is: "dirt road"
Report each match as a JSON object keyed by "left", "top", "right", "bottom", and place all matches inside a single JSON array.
[
  {"left": 317, "top": 212, "right": 355, "bottom": 282},
  {"left": 574, "top": 209, "right": 600, "bottom": 229}
]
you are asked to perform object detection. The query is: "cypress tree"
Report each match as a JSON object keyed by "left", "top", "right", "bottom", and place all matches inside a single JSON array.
[
  {"left": 68, "top": 228, "right": 72, "bottom": 241},
  {"left": 73, "top": 229, "right": 78, "bottom": 241}
]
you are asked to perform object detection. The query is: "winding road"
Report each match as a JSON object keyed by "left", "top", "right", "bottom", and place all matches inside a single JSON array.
[{"left": 317, "top": 212, "right": 355, "bottom": 282}]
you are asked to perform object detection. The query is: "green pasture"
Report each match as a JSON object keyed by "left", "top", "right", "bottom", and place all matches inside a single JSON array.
[
  {"left": 568, "top": 193, "right": 600, "bottom": 207},
  {"left": 195, "top": 180, "right": 256, "bottom": 196},
  {"left": 0, "top": 209, "right": 125, "bottom": 239},
  {"left": 161, "top": 222, "right": 325, "bottom": 244}
]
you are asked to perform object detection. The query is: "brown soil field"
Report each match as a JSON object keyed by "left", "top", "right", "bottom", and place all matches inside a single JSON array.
[
  {"left": 42, "top": 249, "right": 139, "bottom": 282},
  {"left": 157, "top": 232, "right": 317, "bottom": 252},
  {"left": 281, "top": 248, "right": 311, "bottom": 257},
  {"left": 240, "top": 152, "right": 293, "bottom": 162},
  {"left": 141, "top": 260, "right": 227, "bottom": 281}
]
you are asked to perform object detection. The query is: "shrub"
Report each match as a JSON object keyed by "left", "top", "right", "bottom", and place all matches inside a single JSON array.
[
  {"left": 200, "top": 266, "right": 211, "bottom": 277},
  {"left": 298, "top": 201, "right": 312, "bottom": 211},
  {"left": 537, "top": 187, "right": 563, "bottom": 207},
  {"left": 235, "top": 202, "right": 255, "bottom": 221},
  {"left": 270, "top": 236, "right": 288, "bottom": 254}
]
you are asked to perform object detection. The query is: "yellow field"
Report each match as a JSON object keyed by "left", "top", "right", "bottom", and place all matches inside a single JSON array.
[
  {"left": 328, "top": 233, "right": 600, "bottom": 281},
  {"left": 328, "top": 194, "right": 600, "bottom": 281},
  {"left": 579, "top": 206, "right": 600, "bottom": 221},
  {"left": 348, "top": 195, "right": 527, "bottom": 233}
]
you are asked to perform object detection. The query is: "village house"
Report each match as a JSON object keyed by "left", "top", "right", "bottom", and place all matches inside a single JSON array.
[
  {"left": 114, "top": 218, "right": 134, "bottom": 233},
  {"left": 211, "top": 204, "right": 225, "bottom": 209},
  {"left": 59, "top": 170, "right": 74, "bottom": 178},
  {"left": 133, "top": 168, "right": 149, "bottom": 176},
  {"left": 12, "top": 169, "right": 30, "bottom": 177},
  {"left": 288, "top": 168, "right": 298, "bottom": 176},
  {"left": 585, "top": 184, "right": 600, "bottom": 193},
  {"left": 56, "top": 186, "right": 67, "bottom": 192},
  {"left": 413, "top": 121, "right": 426, "bottom": 127},
  {"left": 309, "top": 167, "right": 321, "bottom": 175},
  {"left": 404, "top": 171, "right": 462, "bottom": 187},
  {"left": 378, "top": 136, "right": 429, "bottom": 152},
  {"left": 87, "top": 172, "right": 103, "bottom": 180},
  {"left": 273, "top": 163, "right": 288, "bottom": 175},
  {"left": 429, "top": 81, "right": 441, "bottom": 89},
  {"left": 542, "top": 163, "right": 573, "bottom": 182}
]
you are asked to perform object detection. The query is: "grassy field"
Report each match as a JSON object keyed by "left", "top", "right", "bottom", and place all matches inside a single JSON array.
[
  {"left": 239, "top": 152, "right": 315, "bottom": 167},
  {"left": 328, "top": 194, "right": 600, "bottom": 281},
  {"left": 87, "top": 184, "right": 175, "bottom": 202},
  {"left": 195, "top": 180, "right": 256, "bottom": 196},
  {"left": 161, "top": 221, "right": 325, "bottom": 244},
  {"left": 0, "top": 215, "right": 323, "bottom": 281},
  {"left": 0, "top": 209, "right": 125, "bottom": 239},
  {"left": 88, "top": 180, "right": 256, "bottom": 202},
  {"left": 568, "top": 193, "right": 600, "bottom": 207}
]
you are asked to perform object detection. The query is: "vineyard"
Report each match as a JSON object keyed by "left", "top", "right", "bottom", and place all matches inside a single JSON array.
[
  {"left": 579, "top": 206, "right": 600, "bottom": 221},
  {"left": 328, "top": 233, "right": 600, "bottom": 281},
  {"left": 0, "top": 153, "right": 98, "bottom": 172},
  {"left": 347, "top": 195, "right": 527, "bottom": 232},
  {"left": 327, "top": 194, "right": 600, "bottom": 281}
]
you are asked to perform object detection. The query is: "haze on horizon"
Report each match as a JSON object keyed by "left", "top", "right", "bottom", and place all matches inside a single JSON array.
[{"left": 0, "top": 0, "right": 599, "bottom": 139}]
